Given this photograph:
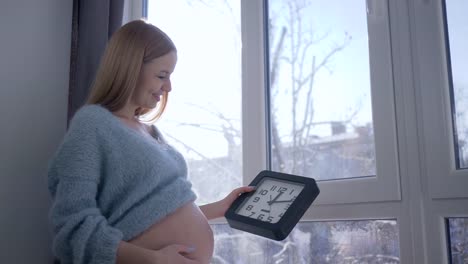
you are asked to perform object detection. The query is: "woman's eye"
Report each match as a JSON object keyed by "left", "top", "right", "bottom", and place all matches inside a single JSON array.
[{"left": 157, "top": 76, "right": 167, "bottom": 80}]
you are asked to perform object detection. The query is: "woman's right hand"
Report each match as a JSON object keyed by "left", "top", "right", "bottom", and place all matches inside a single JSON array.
[
  {"left": 150, "top": 244, "right": 200, "bottom": 264},
  {"left": 117, "top": 241, "right": 200, "bottom": 264}
]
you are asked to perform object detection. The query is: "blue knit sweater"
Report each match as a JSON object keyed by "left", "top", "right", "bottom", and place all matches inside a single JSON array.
[{"left": 48, "top": 104, "right": 197, "bottom": 264}]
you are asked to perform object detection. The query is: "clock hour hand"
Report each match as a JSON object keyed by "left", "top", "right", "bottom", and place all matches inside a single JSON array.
[{"left": 267, "top": 192, "right": 284, "bottom": 205}]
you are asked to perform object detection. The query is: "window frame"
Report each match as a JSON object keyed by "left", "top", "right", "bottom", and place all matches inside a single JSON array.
[
  {"left": 411, "top": 0, "right": 468, "bottom": 263},
  {"left": 414, "top": 0, "right": 468, "bottom": 200},
  {"left": 243, "top": 0, "right": 401, "bottom": 206}
]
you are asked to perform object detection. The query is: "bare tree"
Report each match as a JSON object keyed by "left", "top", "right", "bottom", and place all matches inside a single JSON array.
[
  {"left": 268, "top": 0, "right": 353, "bottom": 175},
  {"left": 178, "top": 0, "right": 357, "bottom": 177}
]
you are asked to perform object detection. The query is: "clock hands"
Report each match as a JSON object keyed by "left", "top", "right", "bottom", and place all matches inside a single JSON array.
[
  {"left": 268, "top": 199, "right": 295, "bottom": 204},
  {"left": 266, "top": 195, "right": 272, "bottom": 217},
  {"left": 268, "top": 192, "right": 296, "bottom": 205},
  {"left": 267, "top": 192, "right": 284, "bottom": 205}
]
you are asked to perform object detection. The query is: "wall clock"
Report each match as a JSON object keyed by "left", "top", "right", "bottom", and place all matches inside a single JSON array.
[{"left": 225, "top": 170, "right": 320, "bottom": 240}]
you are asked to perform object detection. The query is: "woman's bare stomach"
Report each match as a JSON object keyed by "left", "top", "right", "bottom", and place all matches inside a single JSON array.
[{"left": 129, "top": 202, "right": 214, "bottom": 264}]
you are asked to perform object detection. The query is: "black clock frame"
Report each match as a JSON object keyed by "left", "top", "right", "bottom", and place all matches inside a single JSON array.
[{"left": 225, "top": 170, "right": 320, "bottom": 241}]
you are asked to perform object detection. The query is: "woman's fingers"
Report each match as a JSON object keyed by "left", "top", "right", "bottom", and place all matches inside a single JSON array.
[
  {"left": 232, "top": 186, "right": 256, "bottom": 197},
  {"left": 160, "top": 244, "right": 200, "bottom": 264},
  {"left": 225, "top": 186, "right": 256, "bottom": 204},
  {"left": 171, "top": 244, "right": 196, "bottom": 254}
]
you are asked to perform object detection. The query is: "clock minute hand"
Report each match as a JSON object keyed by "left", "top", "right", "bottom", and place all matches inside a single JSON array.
[{"left": 269, "top": 199, "right": 294, "bottom": 204}]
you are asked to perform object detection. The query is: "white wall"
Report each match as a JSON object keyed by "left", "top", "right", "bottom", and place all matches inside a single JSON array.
[{"left": 0, "top": 0, "right": 72, "bottom": 263}]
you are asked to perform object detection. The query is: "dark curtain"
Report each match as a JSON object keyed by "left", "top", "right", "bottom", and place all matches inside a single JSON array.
[
  {"left": 67, "top": 0, "right": 125, "bottom": 123},
  {"left": 55, "top": 3, "right": 125, "bottom": 262}
]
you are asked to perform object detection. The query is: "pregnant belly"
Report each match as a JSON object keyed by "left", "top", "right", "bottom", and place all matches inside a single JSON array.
[{"left": 129, "top": 202, "right": 214, "bottom": 264}]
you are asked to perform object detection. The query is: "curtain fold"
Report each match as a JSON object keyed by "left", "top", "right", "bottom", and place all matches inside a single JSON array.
[{"left": 67, "top": 0, "right": 124, "bottom": 123}]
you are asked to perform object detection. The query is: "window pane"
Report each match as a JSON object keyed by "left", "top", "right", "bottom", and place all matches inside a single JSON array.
[
  {"left": 267, "top": 0, "right": 376, "bottom": 180},
  {"left": 444, "top": 0, "right": 468, "bottom": 169},
  {"left": 448, "top": 218, "right": 468, "bottom": 264},
  {"left": 147, "top": 0, "right": 242, "bottom": 204},
  {"left": 212, "top": 220, "right": 399, "bottom": 263}
]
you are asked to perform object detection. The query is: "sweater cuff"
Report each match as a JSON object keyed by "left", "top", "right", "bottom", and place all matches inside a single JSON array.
[{"left": 97, "top": 227, "right": 124, "bottom": 263}]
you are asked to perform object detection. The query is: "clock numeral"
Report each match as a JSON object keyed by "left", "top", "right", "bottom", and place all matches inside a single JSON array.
[
  {"left": 246, "top": 205, "right": 254, "bottom": 211},
  {"left": 249, "top": 212, "right": 256, "bottom": 217},
  {"left": 279, "top": 187, "right": 288, "bottom": 193},
  {"left": 267, "top": 216, "right": 274, "bottom": 222},
  {"left": 270, "top": 185, "right": 277, "bottom": 191},
  {"left": 253, "top": 197, "right": 260, "bottom": 203},
  {"left": 259, "top": 190, "right": 268, "bottom": 196},
  {"left": 257, "top": 214, "right": 265, "bottom": 220}
]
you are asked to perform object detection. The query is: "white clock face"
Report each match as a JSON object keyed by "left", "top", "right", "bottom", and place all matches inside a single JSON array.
[{"left": 235, "top": 177, "right": 305, "bottom": 223}]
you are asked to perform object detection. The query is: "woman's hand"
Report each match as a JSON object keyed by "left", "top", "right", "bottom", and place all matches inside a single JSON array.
[
  {"left": 199, "top": 186, "right": 255, "bottom": 220},
  {"left": 117, "top": 241, "right": 200, "bottom": 264},
  {"left": 151, "top": 244, "right": 200, "bottom": 264},
  {"left": 219, "top": 186, "right": 256, "bottom": 215}
]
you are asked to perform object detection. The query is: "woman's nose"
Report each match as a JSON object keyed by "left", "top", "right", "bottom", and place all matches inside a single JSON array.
[{"left": 163, "top": 80, "right": 172, "bottom": 92}]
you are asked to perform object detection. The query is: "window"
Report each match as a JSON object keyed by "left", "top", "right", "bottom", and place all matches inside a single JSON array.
[
  {"left": 134, "top": 0, "right": 468, "bottom": 263},
  {"left": 246, "top": 0, "right": 400, "bottom": 206},
  {"left": 212, "top": 220, "right": 399, "bottom": 263},
  {"left": 422, "top": 0, "right": 468, "bottom": 200},
  {"left": 443, "top": 1, "right": 468, "bottom": 259},
  {"left": 413, "top": 0, "right": 468, "bottom": 262},
  {"left": 444, "top": 0, "right": 468, "bottom": 169},
  {"left": 447, "top": 218, "right": 468, "bottom": 264},
  {"left": 144, "top": 0, "right": 401, "bottom": 262},
  {"left": 267, "top": 0, "right": 375, "bottom": 181},
  {"left": 146, "top": 0, "right": 242, "bottom": 204}
]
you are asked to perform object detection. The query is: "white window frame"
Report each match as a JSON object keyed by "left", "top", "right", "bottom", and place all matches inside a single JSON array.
[
  {"left": 411, "top": 0, "right": 468, "bottom": 263},
  {"left": 242, "top": 2, "right": 417, "bottom": 263},
  {"left": 243, "top": 0, "right": 401, "bottom": 205},
  {"left": 413, "top": 0, "right": 468, "bottom": 200},
  {"left": 134, "top": 0, "right": 468, "bottom": 263}
]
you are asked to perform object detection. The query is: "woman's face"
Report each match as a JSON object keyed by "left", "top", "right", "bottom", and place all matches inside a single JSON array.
[{"left": 131, "top": 51, "right": 177, "bottom": 110}]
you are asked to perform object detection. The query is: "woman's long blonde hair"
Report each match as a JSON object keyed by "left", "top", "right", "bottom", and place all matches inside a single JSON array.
[{"left": 87, "top": 20, "right": 176, "bottom": 122}]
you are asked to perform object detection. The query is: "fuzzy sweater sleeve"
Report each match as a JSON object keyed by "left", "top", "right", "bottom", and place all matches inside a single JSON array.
[{"left": 48, "top": 107, "right": 123, "bottom": 264}]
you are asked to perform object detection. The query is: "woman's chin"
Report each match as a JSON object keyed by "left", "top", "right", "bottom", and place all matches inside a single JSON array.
[{"left": 145, "top": 101, "right": 158, "bottom": 109}]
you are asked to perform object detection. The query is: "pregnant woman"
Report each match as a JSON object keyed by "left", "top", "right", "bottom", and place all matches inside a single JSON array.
[{"left": 48, "top": 20, "right": 253, "bottom": 264}]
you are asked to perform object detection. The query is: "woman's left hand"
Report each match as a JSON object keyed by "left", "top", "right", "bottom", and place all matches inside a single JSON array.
[
  {"left": 218, "top": 186, "right": 256, "bottom": 215},
  {"left": 200, "top": 186, "right": 256, "bottom": 220}
]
